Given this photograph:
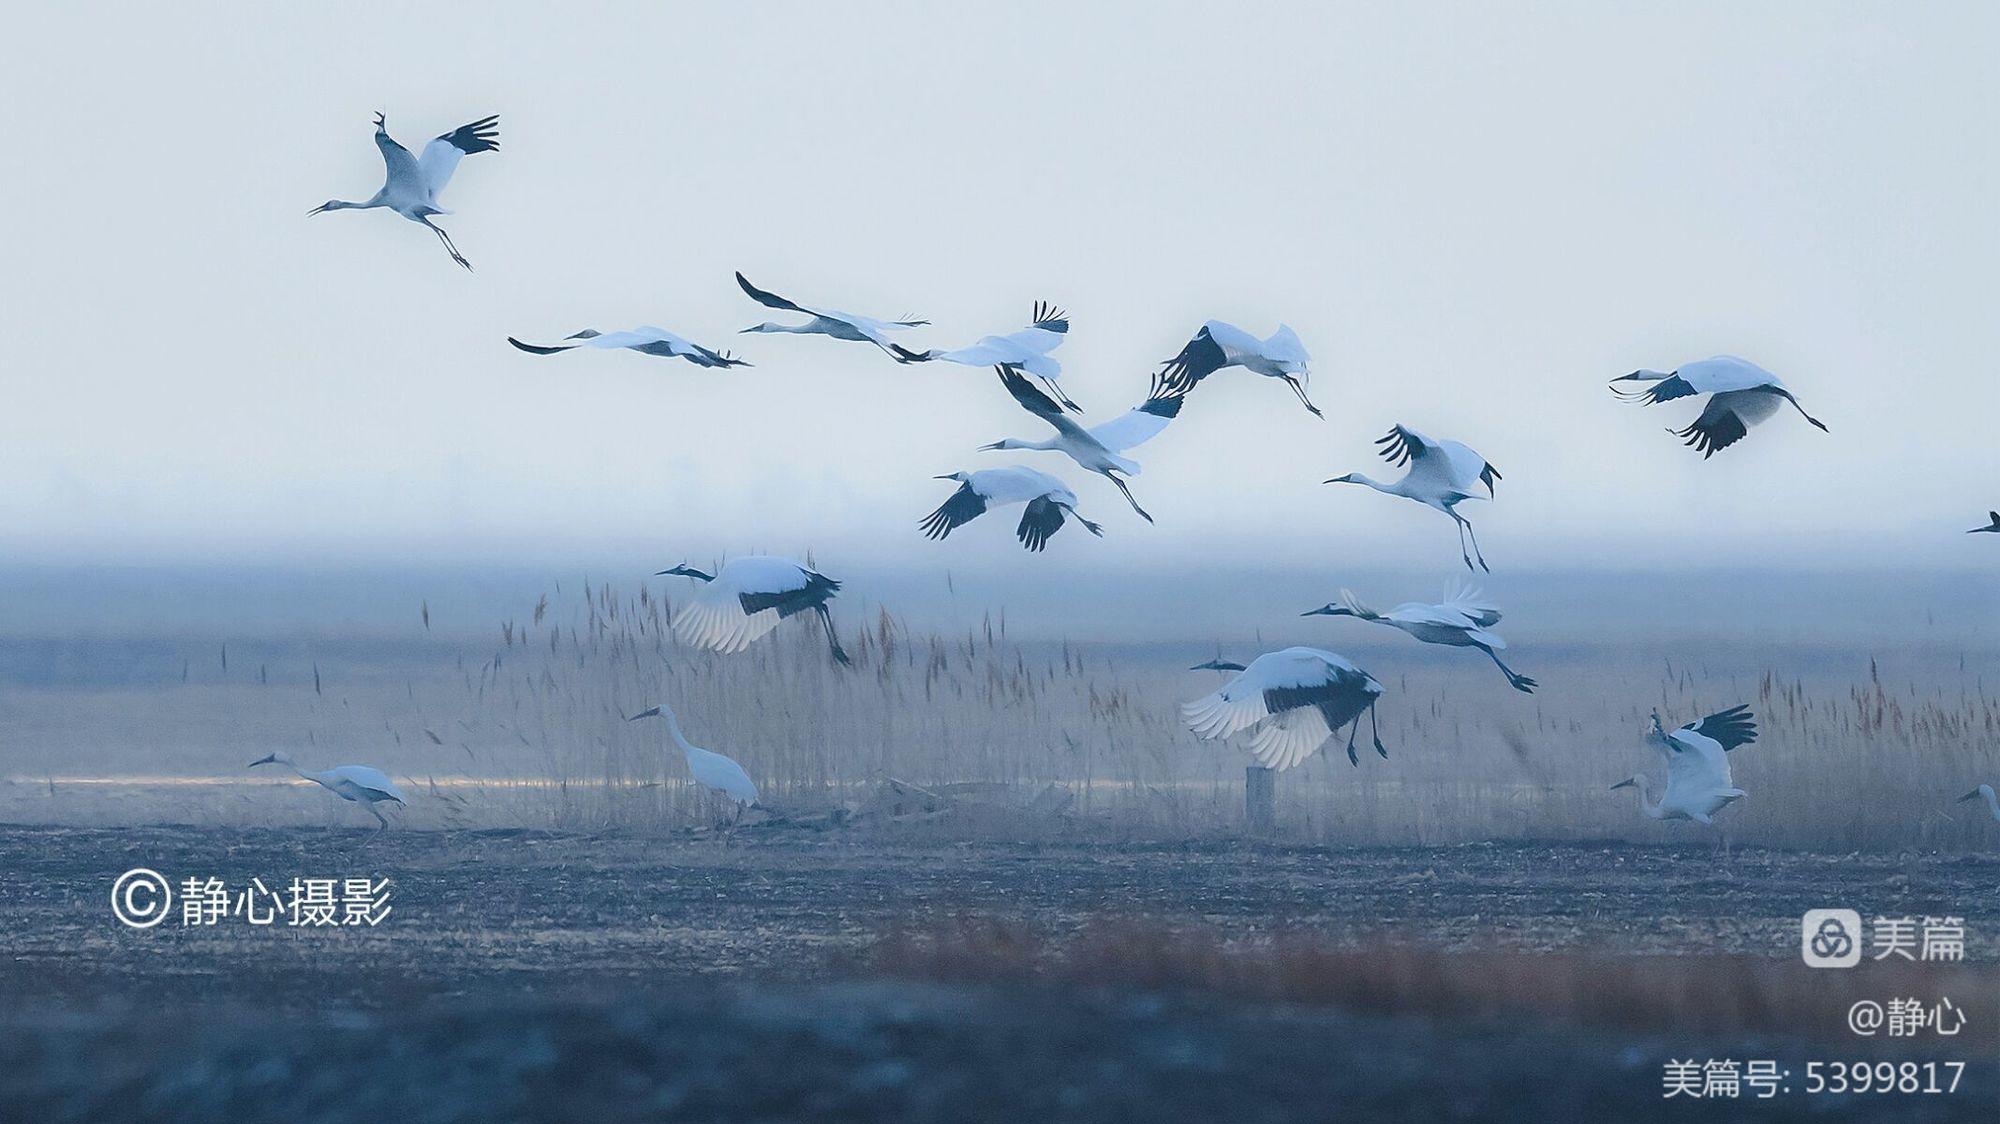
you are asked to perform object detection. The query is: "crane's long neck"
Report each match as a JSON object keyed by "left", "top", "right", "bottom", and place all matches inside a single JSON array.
[
  {"left": 283, "top": 759, "right": 329, "bottom": 787},
  {"left": 1633, "top": 780, "right": 1665, "bottom": 819},
  {"left": 1333, "top": 472, "right": 1400, "bottom": 497},
  {"left": 653, "top": 702, "right": 699, "bottom": 760},
  {"left": 1983, "top": 787, "right": 2000, "bottom": 823},
  {"left": 987, "top": 437, "right": 1056, "bottom": 452}
]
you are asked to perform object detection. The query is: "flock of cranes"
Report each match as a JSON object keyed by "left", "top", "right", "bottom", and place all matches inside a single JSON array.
[{"left": 272, "top": 110, "right": 1994, "bottom": 835}]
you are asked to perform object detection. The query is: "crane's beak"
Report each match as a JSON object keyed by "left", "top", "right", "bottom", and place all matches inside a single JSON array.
[
  {"left": 1301, "top": 605, "right": 1344, "bottom": 617},
  {"left": 247, "top": 754, "right": 277, "bottom": 768},
  {"left": 1609, "top": 778, "right": 1636, "bottom": 791},
  {"left": 976, "top": 442, "right": 1004, "bottom": 451},
  {"left": 933, "top": 474, "right": 957, "bottom": 480},
  {"left": 308, "top": 203, "right": 330, "bottom": 215},
  {"left": 1958, "top": 789, "right": 1982, "bottom": 802},
  {"left": 626, "top": 707, "right": 662, "bottom": 722}
]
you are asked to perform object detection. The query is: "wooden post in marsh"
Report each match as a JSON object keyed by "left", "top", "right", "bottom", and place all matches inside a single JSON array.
[{"left": 1245, "top": 765, "right": 1275, "bottom": 835}]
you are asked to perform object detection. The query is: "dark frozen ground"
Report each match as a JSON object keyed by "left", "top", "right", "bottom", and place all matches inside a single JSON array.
[{"left": 2, "top": 826, "right": 1997, "bottom": 1121}]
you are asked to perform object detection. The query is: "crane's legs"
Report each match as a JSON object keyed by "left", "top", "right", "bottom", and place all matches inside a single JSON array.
[
  {"left": 1104, "top": 473, "right": 1154, "bottom": 524},
  {"left": 417, "top": 215, "right": 473, "bottom": 271},
  {"left": 1368, "top": 699, "right": 1388, "bottom": 759},
  {"left": 1285, "top": 377, "right": 1324, "bottom": 419},
  {"left": 1450, "top": 515, "right": 1475, "bottom": 571},
  {"left": 1453, "top": 512, "right": 1490, "bottom": 572},
  {"left": 1484, "top": 648, "right": 1537, "bottom": 693},
  {"left": 815, "top": 605, "right": 851, "bottom": 665},
  {"left": 368, "top": 803, "right": 389, "bottom": 831},
  {"left": 1344, "top": 718, "right": 1361, "bottom": 766},
  {"left": 1040, "top": 374, "right": 1082, "bottom": 413}
]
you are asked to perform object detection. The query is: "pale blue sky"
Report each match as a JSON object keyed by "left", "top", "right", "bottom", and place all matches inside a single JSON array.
[{"left": 1, "top": 2, "right": 1994, "bottom": 583}]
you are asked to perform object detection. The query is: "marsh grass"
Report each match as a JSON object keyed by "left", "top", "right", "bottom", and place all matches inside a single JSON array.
[
  {"left": 5, "top": 581, "right": 1994, "bottom": 851},
  {"left": 403, "top": 581, "right": 2000, "bottom": 852}
]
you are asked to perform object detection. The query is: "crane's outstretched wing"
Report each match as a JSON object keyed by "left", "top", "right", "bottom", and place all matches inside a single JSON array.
[
  {"left": 1182, "top": 681, "right": 1272, "bottom": 742},
  {"left": 1245, "top": 706, "right": 1332, "bottom": 771},
  {"left": 1375, "top": 425, "right": 1440, "bottom": 468},
  {"left": 1438, "top": 583, "right": 1503, "bottom": 628},
  {"left": 1379, "top": 426, "right": 1499, "bottom": 495},
  {"left": 736, "top": 272, "right": 813, "bottom": 315},
  {"left": 507, "top": 336, "right": 576, "bottom": 355},
  {"left": 994, "top": 365, "right": 1068, "bottom": 424},
  {"left": 1087, "top": 373, "right": 1187, "bottom": 452},
  {"left": 736, "top": 569, "right": 838, "bottom": 619},
  {"left": 672, "top": 590, "right": 787, "bottom": 655},
  {"left": 1155, "top": 326, "right": 1229, "bottom": 395},
  {"left": 1029, "top": 302, "right": 1069, "bottom": 334},
  {"left": 1016, "top": 495, "right": 1069, "bottom": 552},
  {"left": 919, "top": 483, "right": 987, "bottom": 541},
  {"left": 418, "top": 115, "right": 499, "bottom": 198},
  {"left": 1609, "top": 370, "right": 1699, "bottom": 406},
  {"left": 1672, "top": 400, "right": 1750, "bottom": 458},
  {"left": 373, "top": 121, "right": 422, "bottom": 184},
  {"left": 1680, "top": 704, "right": 1757, "bottom": 752}
]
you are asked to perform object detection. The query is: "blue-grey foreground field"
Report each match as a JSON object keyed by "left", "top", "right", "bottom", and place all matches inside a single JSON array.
[
  {"left": 2, "top": 568, "right": 1997, "bottom": 1120},
  {"left": 2, "top": 827, "right": 1996, "bottom": 1122}
]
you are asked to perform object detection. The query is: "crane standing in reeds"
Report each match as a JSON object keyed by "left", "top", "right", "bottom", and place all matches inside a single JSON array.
[
  {"left": 1957, "top": 784, "right": 2000, "bottom": 822},
  {"left": 628, "top": 702, "right": 760, "bottom": 815}
]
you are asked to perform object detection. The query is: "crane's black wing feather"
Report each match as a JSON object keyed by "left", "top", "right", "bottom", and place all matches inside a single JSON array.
[
  {"left": 1684, "top": 704, "right": 1757, "bottom": 751},
  {"left": 1672, "top": 399, "right": 1750, "bottom": 458},
  {"left": 735, "top": 272, "right": 810, "bottom": 314},
  {"left": 739, "top": 572, "right": 841, "bottom": 619},
  {"left": 1155, "top": 327, "right": 1228, "bottom": 396},
  {"left": 1016, "top": 496, "right": 1067, "bottom": 552},
  {"left": 1610, "top": 372, "right": 1698, "bottom": 406},
  {"left": 435, "top": 115, "right": 500, "bottom": 155},
  {"left": 506, "top": 336, "right": 573, "bottom": 355},
  {"left": 1374, "top": 425, "right": 1437, "bottom": 468},
  {"left": 995, "top": 365, "right": 1068, "bottom": 423},
  {"left": 919, "top": 483, "right": 986, "bottom": 541},
  {"left": 1264, "top": 673, "right": 1378, "bottom": 732}
]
